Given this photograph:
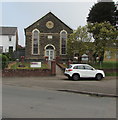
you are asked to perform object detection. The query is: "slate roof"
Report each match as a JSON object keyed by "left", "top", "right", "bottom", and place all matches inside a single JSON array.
[{"left": 0, "top": 27, "right": 17, "bottom": 35}]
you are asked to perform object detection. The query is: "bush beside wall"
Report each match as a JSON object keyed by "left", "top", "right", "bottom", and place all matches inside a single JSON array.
[{"left": 0, "top": 54, "right": 9, "bottom": 69}]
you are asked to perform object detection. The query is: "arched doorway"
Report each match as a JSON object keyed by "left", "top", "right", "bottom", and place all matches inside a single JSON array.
[{"left": 45, "top": 44, "right": 55, "bottom": 60}]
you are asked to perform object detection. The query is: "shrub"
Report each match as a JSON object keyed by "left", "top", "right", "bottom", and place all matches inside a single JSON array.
[
  {"left": 3, "top": 52, "right": 12, "bottom": 61},
  {"left": 0, "top": 54, "right": 9, "bottom": 69}
]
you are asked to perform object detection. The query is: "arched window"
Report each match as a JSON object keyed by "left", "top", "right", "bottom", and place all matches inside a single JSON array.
[
  {"left": 32, "top": 29, "right": 39, "bottom": 55},
  {"left": 60, "top": 30, "right": 67, "bottom": 55}
]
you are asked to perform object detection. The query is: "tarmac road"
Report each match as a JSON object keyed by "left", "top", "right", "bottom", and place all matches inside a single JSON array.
[
  {"left": 2, "top": 75, "right": 116, "bottom": 96},
  {"left": 2, "top": 85, "right": 116, "bottom": 118}
]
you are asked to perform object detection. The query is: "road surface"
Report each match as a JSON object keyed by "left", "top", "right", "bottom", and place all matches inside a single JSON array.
[{"left": 2, "top": 85, "right": 116, "bottom": 118}]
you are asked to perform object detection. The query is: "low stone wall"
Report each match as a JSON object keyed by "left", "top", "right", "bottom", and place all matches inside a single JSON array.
[{"left": 2, "top": 69, "right": 52, "bottom": 77}]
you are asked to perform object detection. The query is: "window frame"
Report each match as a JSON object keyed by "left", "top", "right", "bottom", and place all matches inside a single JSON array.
[
  {"left": 32, "top": 29, "right": 40, "bottom": 55},
  {"left": 60, "top": 30, "right": 67, "bottom": 55}
]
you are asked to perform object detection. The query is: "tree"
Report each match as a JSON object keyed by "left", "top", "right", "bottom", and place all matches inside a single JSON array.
[
  {"left": 87, "top": 22, "right": 118, "bottom": 63},
  {"left": 87, "top": 1, "right": 116, "bottom": 26},
  {"left": 67, "top": 26, "right": 92, "bottom": 62},
  {"left": 114, "top": 2, "right": 118, "bottom": 29}
]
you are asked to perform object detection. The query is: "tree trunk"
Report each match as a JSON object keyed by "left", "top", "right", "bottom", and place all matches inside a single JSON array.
[{"left": 99, "top": 51, "right": 105, "bottom": 63}]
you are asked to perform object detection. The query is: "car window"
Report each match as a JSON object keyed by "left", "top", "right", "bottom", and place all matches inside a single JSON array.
[
  {"left": 73, "top": 66, "right": 84, "bottom": 69},
  {"left": 84, "top": 66, "right": 93, "bottom": 70},
  {"left": 73, "top": 66, "right": 78, "bottom": 69},
  {"left": 78, "top": 66, "right": 84, "bottom": 69}
]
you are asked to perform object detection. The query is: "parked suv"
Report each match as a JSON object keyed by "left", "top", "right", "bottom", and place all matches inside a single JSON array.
[{"left": 64, "top": 64, "right": 105, "bottom": 80}]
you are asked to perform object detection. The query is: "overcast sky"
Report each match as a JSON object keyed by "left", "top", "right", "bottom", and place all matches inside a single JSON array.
[{"left": 1, "top": 1, "right": 117, "bottom": 46}]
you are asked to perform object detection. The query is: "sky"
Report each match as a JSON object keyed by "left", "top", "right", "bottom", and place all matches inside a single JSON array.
[{"left": 1, "top": 0, "right": 118, "bottom": 46}]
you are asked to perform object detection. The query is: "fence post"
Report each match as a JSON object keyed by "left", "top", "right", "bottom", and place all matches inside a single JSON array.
[{"left": 51, "top": 60, "right": 56, "bottom": 75}]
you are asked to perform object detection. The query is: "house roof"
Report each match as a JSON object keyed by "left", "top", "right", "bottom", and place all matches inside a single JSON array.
[
  {"left": 25, "top": 12, "right": 73, "bottom": 31},
  {"left": 0, "top": 27, "right": 17, "bottom": 35}
]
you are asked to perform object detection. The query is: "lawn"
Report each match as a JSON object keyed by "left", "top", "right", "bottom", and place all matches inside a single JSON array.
[
  {"left": 10, "top": 62, "right": 49, "bottom": 69},
  {"left": 87, "top": 61, "right": 117, "bottom": 76},
  {"left": 89, "top": 61, "right": 117, "bottom": 69},
  {"left": 105, "top": 72, "right": 118, "bottom": 76},
  {"left": 61, "top": 61, "right": 117, "bottom": 69}
]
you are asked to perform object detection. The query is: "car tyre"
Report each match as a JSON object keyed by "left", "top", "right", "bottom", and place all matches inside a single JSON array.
[
  {"left": 72, "top": 74, "right": 80, "bottom": 81},
  {"left": 96, "top": 74, "right": 103, "bottom": 80}
]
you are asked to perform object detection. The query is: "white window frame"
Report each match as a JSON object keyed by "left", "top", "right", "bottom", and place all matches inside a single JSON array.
[
  {"left": 60, "top": 30, "right": 67, "bottom": 55},
  {"left": 32, "top": 29, "right": 40, "bottom": 55}
]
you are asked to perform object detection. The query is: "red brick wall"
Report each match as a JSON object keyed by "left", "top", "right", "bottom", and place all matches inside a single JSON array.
[
  {"left": 2, "top": 69, "right": 52, "bottom": 77},
  {"left": 51, "top": 60, "right": 56, "bottom": 75}
]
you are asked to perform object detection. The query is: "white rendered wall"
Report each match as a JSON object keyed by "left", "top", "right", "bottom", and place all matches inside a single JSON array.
[{"left": 0, "top": 35, "right": 16, "bottom": 53}]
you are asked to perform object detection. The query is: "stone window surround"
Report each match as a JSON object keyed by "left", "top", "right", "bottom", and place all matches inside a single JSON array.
[
  {"left": 32, "top": 29, "right": 40, "bottom": 55},
  {"left": 60, "top": 30, "right": 67, "bottom": 55}
]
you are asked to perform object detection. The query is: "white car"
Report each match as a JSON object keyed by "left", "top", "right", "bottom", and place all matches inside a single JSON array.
[{"left": 64, "top": 64, "right": 105, "bottom": 80}]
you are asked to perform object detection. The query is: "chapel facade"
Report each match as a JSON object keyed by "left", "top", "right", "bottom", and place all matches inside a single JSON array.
[{"left": 24, "top": 12, "right": 73, "bottom": 61}]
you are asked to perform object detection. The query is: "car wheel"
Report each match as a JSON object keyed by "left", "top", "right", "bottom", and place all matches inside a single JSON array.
[
  {"left": 96, "top": 74, "right": 103, "bottom": 80},
  {"left": 72, "top": 74, "right": 80, "bottom": 81}
]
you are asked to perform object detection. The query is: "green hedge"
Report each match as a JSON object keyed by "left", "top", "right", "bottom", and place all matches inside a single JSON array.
[{"left": 0, "top": 54, "right": 9, "bottom": 69}]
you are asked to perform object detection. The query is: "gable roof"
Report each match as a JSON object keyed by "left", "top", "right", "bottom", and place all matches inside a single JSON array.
[
  {"left": 25, "top": 12, "right": 73, "bottom": 31},
  {"left": 0, "top": 27, "right": 17, "bottom": 35}
]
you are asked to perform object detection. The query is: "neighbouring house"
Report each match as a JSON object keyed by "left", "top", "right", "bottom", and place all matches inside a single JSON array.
[
  {"left": 0, "top": 27, "right": 18, "bottom": 53},
  {"left": 24, "top": 12, "right": 73, "bottom": 62}
]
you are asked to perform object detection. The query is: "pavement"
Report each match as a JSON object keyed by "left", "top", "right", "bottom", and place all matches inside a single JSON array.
[{"left": 2, "top": 65, "right": 117, "bottom": 97}]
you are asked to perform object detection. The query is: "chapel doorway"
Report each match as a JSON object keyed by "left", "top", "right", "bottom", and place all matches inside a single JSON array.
[{"left": 45, "top": 45, "right": 55, "bottom": 61}]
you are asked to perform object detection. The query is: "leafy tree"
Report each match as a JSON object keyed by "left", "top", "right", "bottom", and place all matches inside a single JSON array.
[
  {"left": 67, "top": 26, "right": 92, "bottom": 62},
  {"left": 87, "top": 22, "right": 118, "bottom": 63},
  {"left": 87, "top": 1, "right": 116, "bottom": 26},
  {"left": 114, "top": 4, "right": 118, "bottom": 29}
]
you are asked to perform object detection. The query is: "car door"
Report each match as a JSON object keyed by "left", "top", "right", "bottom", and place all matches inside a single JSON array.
[
  {"left": 73, "top": 65, "right": 85, "bottom": 77},
  {"left": 83, "top": 65, "right": 96, "bottom": 78}
]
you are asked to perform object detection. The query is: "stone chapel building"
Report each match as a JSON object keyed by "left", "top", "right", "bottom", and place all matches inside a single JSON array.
[{"left": 24, "top": 12, "right": 73, "bottom": 61}]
